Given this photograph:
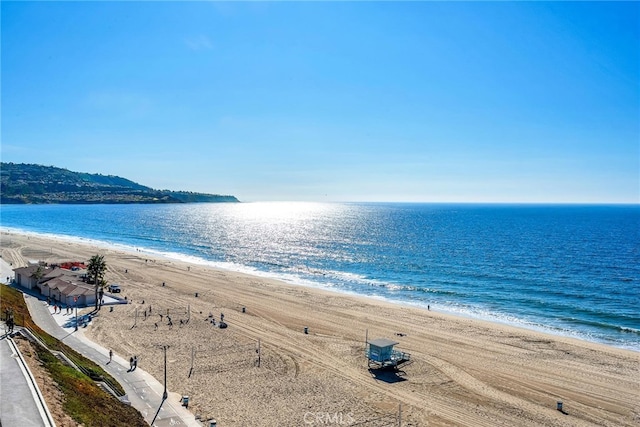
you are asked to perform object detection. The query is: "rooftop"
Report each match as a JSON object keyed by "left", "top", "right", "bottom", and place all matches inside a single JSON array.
[{"left": 368, "top": 338, "right": 399, "bottom": 348}]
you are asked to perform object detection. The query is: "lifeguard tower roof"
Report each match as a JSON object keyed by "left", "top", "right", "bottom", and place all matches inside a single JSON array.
[
  {"left": 368, "top": 338, "right": 399, "bottom": 348},
  {"left": 366, "top": 337, "right": 410, "bottom": 369}
]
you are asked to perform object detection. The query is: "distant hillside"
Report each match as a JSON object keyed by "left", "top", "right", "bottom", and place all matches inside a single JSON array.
[{"left": 0, "top": 163, "right": 239, "bottom": 204}]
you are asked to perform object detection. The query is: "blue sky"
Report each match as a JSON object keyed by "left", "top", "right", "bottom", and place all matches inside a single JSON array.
[{"left": 2, "top": 2, "right": 638, "bottom": 203}]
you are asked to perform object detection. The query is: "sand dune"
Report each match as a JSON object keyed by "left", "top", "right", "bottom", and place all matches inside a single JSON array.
[{"left": 2, "top": 231, "right": 638, "bottom": 426}]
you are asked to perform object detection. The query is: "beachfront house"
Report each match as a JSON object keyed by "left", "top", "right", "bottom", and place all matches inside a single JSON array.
[
  {"left": 13, "top": 264, "right": 50, "bottom": 290},
  {"left": 41, "top": 277, "right": 96, "bottom": 307},
  {"left": 13, "top": 262, "right": 96, "bottom": 307}
]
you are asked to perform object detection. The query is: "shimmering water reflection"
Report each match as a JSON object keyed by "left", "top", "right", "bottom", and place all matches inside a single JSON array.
[{"left": 2, "top": 202, "right": 639, "bottom": 350}]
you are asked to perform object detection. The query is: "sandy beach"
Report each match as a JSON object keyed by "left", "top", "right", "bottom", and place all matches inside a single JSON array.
[{"left": 1, "top": 230, "right": 638, "bottom": 427}]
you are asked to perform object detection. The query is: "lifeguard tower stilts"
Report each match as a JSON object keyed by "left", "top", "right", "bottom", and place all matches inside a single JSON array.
[{"left": 365, "top": 338, "right": 411, "bottom": 369}]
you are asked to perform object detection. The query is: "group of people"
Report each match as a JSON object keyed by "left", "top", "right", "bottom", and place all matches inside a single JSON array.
[
  {"left": 106, "top": 349, "right": 138, "bottom": 372},
  {"left": 47, "top": 296, "right": 75, "bottom": 315},
  {"left": 51, "top": 305, "right": 66, "bottom": 314},
  {"left": 207, "top": 312, "right": 227, "bottom": 328},
  {"left": 152, "top": 311, "right": 190, "bottom": 330}
]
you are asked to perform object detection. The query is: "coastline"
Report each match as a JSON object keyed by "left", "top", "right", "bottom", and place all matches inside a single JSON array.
[
  {"left": 4, "top": 225, "right": 637, "bottom": 352},
  {"left": 2, "top": 229, "right": 638, "bottom": 426}
]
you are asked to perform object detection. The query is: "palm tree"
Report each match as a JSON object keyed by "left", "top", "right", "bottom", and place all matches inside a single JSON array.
[{"left": 87, "top": 254, "right": 107, "bottom": 310}]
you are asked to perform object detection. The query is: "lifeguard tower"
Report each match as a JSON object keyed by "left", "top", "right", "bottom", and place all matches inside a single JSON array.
[{"left": 366, "top": 338, "right": 411, "bottom": 369}]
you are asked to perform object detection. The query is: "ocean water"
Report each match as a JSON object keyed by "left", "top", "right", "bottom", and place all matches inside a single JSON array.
[{"left": 1, "top": 202, "right": 639, "bottom": 350}]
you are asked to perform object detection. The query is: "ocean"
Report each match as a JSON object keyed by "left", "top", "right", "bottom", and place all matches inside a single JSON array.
[{"left": 1, "top": 202, "right": 639, "bottom": 350}]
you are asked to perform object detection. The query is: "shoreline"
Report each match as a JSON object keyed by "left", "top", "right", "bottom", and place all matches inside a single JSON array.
[
  {"left": 3, "top": 226, "right": 637, "bottom": 352},
  {"left": 1, "top": 229, "right": 638, "bottom": 426}
]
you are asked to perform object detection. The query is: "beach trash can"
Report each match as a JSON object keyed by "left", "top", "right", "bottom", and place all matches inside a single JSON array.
[
  {"left": 195, "top": 292, "right": 199, "bottom": 297},
  {"left": 304, "top": 327, "right": 309, "bottom": 334},
  {"left": 557, "top": 401, "right": 563, "bottom": 411},
  {"left": 242, "top": 306, "right": 246, "bottom": 313}
]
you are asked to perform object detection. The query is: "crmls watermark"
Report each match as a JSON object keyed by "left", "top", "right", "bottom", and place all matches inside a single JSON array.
[{"left": 303, "top": 412, "right": 356, "bottom": 425}]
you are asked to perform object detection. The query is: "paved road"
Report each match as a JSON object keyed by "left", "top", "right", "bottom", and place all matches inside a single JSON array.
[
  {"left": 0, "top": 261, "right": 48, "bottom": 427},
  {"left": 0, "top": 325, "right": 54, "bottom": 427},
  {"left": 24, "top": 294, "right": 203, "bottom": 427}
]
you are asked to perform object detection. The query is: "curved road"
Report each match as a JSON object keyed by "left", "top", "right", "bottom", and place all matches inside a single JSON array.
[{"left": 0, "top": 325, "right": 54, "bottom": 427}]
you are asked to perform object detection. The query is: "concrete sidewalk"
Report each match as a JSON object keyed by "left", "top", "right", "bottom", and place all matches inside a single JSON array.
[
  {"left": 0, "top": 325, "right": 55, "bottom": 427},
  {"left": 23, "top": 294, "right": 203, "bottom": 427}
]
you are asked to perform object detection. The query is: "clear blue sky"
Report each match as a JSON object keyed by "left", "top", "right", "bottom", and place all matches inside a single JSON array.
[{"left": 2, "top": 1, "right": 638, "bottom": 203}]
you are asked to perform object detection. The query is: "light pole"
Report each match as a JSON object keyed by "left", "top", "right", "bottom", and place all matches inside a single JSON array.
[
  {"left": 151, "top": 345, "right": 169, "bottom": 425},
  {"left": 163, "top": 345, "right": 168, "bottom": 400}
]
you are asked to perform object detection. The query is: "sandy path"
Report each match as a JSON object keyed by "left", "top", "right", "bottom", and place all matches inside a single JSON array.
[{"left": 2, "top": 231, "right": 638, "bottom": 427}]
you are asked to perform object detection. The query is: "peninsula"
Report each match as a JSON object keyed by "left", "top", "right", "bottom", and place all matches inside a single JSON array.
[{"left": 0, "top": 163, "right": 239, "bottom": 204}]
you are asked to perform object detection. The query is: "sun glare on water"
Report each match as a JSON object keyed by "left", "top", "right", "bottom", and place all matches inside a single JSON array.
[{"left": 230, "top": 201, "right": 337, "bottom": 224}]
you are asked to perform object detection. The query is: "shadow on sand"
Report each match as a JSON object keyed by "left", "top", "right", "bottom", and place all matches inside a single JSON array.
[{"left": 368, "top": 367, "right": 408, "bottom": 384}]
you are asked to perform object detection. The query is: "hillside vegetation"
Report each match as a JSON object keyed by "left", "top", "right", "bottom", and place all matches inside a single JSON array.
[{"left": 1, "top": 163, "right": 239, "bottom": 204}]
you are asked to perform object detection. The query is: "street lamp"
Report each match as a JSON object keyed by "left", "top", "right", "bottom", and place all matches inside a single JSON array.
[
  {"left": 163, "top": 345, "right": 168, "bottom": 400},
  {"left": 151, "top": 345, "right": 169, "bottom": 425}
]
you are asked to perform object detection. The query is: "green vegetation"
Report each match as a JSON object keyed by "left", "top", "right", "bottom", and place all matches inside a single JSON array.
[
  {"left": 1, "top": 284, "right": 147, "bottom": 426},
  {"left": 32, "top": 343, "right": 147, "bottom": 427},
  {"left": 87, "top": 254, "right": 107, "bottom": 310},
  {"left": 0, "top": 162, "right": 239, "bottom": 204}
]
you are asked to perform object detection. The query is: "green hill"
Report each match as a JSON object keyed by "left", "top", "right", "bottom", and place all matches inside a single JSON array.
[{"left": 0, "top": 163, "right": 239, "bottom": 204}]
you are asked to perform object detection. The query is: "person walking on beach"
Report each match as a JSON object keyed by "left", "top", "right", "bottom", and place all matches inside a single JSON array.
[
  {"left": 133, "top": 356, "right": 138, "bottom": 370},
  {"left": 129, "top": 356, "right": 134, "bottom": 371},
  {"left": 109, "top": 349, "right": 113, "bottom": 363}
]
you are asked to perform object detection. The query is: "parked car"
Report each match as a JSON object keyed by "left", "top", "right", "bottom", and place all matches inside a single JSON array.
[{"left": 108, "top": 284, "right": 121, "bottom": 293}]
